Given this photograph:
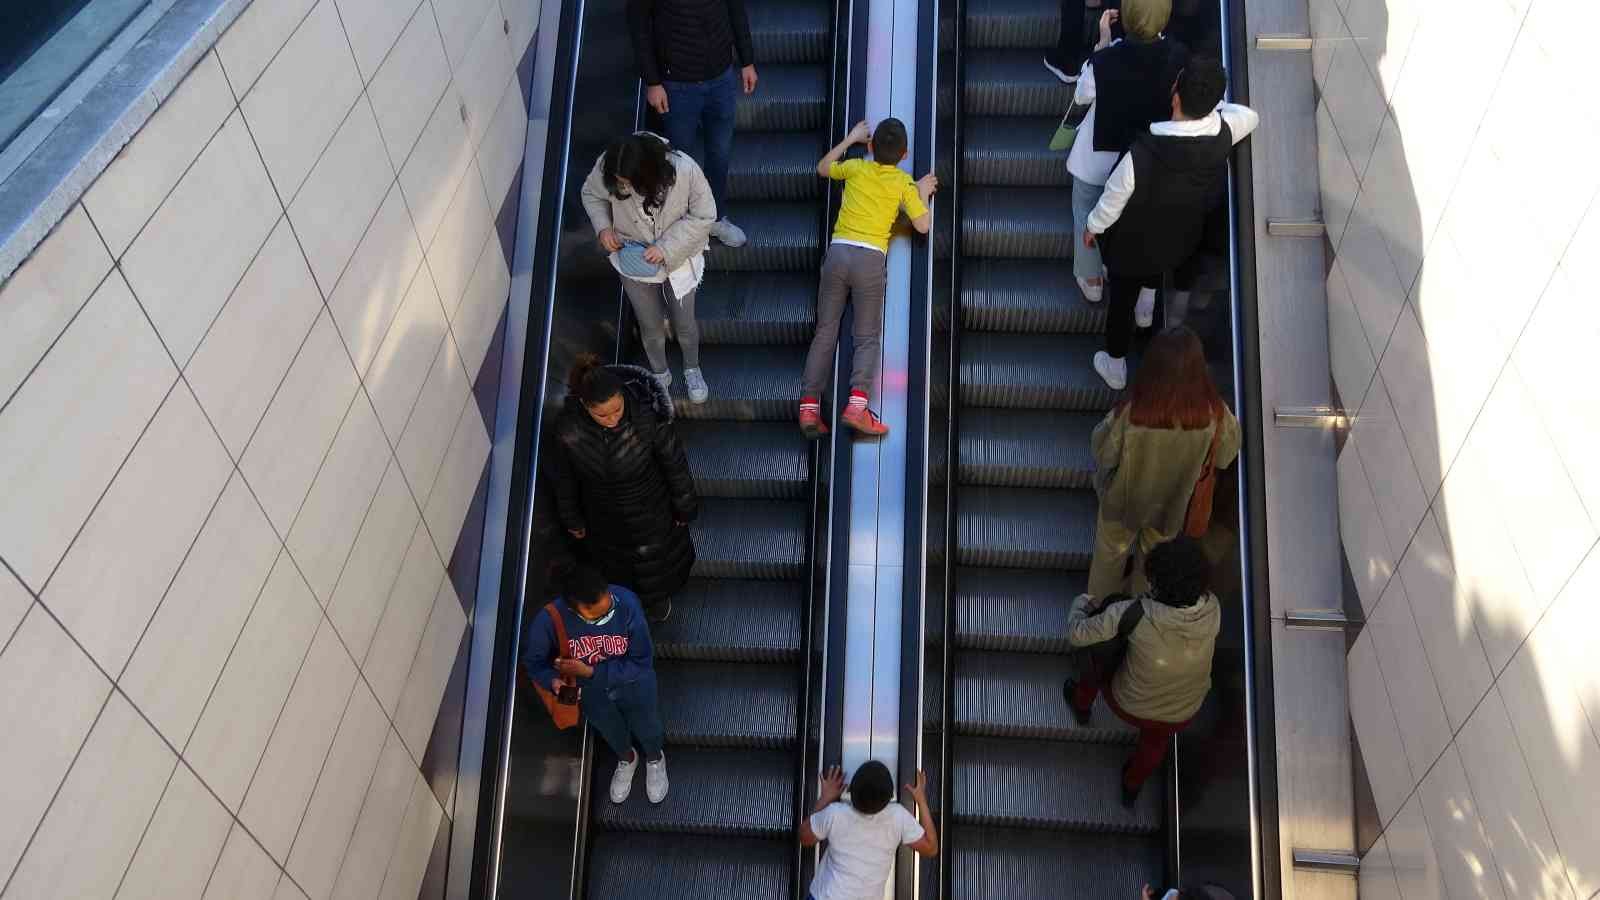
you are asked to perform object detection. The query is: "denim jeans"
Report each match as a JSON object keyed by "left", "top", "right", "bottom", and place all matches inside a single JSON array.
[
  {"left": 661, "top": 66, "right": 738, "bottom": 216},
  {"left": 581, "top": 670, "right": 665, "bottom": 760},
  {"left": 1071, "top": 175, "right": 1106, "bottom": 282}
]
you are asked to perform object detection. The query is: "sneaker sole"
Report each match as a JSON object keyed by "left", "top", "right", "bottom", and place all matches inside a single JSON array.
[
  {"left": 1042, "top": 57, "right": 1078, "bottom": 83},
  {"left": 800, "top": 424, "right": 828, "bottom": 439}
]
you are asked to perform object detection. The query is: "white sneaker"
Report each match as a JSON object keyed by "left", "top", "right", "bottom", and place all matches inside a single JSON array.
[
  {"left": 652, "top": 370, "right": 672, "bottom": 393},
  {"left": 1042, "top": 56, "right": 1079, "bottom": 84},
  {"left": 609, "top": 753, "right": 638, "bottom": 804},
  {"left": 1076, "top": 276, "right": 1103, "bottom": 303},
  {"left": 1093, "top": 351, "right": 1127, "bottom": 390},
  {"left": 683, "top": 367, "right": 709, "bottom": 404},
  {"left": 711, "top": 217, "right": 747, "bottom": 248},
  {"left": 645, "top": 751, "right": 669, "bottom": 804},
  {"left": 1134, "top": 287, "right": 1156, "bottom": 328}
]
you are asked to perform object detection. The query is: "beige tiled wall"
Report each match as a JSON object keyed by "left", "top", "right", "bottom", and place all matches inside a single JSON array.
[
  {"left": 0, "top": 0, "right": 537, "bottom": 897},
  {"left": 1314, "top": 0, "right": 1600, "bottom": 896}
]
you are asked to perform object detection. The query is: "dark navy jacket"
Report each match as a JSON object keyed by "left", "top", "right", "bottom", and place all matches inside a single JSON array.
[{"left": 522, "top": 585, "right": 655, "bottom": 694}]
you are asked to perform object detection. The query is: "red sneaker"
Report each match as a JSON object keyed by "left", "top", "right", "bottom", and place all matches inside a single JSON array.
[
  {"left": 841, "top": 405, "right": 890, "bottom": 436},
  {"left": 799, "top": 407, "right": 829, "bottom": 439}
]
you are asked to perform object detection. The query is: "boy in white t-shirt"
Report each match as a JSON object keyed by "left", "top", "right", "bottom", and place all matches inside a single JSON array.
[{"left": 799, "top": 761, "right": 939, "bottom": 900}]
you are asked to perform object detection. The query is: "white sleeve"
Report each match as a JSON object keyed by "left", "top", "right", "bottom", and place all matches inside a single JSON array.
[
  {"left": 1074, "top": 63, "right": 1095, "bottom": 105},
  {"left": 1086, "top": 154, "right": 1136, "bottom": 234},
  {"left": 809, "top": 804, "right": 837, "bottom": 840},
  {"left": 897, "top": 805, "right": 926, "bottom": 844},
  {"left": 1218, "top": 102, "right": 1260, "bottom": 144}
]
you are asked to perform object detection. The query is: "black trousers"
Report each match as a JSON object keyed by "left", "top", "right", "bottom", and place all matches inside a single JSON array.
[
  {"left": 1054, "top": 0, "right": 1118, "bottom": 70},
  {"left": 1104, "top": 272, "right": 1162, "bottom": 358}
]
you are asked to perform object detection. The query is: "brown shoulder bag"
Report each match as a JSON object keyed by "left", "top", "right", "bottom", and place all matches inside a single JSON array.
[
  {"left": 1184, "top": 410, "right": 1224, "bottom": 538},
  {"left": 531, "top": 602, "right": 581, "bottom": 729}
]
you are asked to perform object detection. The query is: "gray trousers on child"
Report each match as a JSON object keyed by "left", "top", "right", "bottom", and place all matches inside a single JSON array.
[
  {"left": 622, "top": 277, "right": 699, "bottom": 373},
  {"left": 801, "top": 243, "right": 886, "bottom": 397}
]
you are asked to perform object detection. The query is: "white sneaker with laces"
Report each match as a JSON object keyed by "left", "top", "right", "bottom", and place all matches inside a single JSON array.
[
  {"left": 610, "top": 753, "right": 639, "bottom": 804},
  {"left": 1093, "top": 351, "right": 1128, "bottom": 390},
  {"left": 1042, "top": 56, "right": 1079, "bottom": 84},
  {"left": 645, "top": 752, "right": 669, "bottom": 804},
  {"left": 711, "top": 217, "right": 747, "bottom": 248},
  {"left": 1134, "top": 287, "right": 1156, "bottom": 328},
  {"left": 1076, "top": 276, "right": 1103, "bottom": 303},
  {"left": 683, "top": 367, "right": 709, "bottom": 404}
]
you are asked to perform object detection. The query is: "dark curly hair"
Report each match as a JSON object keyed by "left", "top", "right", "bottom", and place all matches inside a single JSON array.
[{"left": 1146, "top": 536, "right": 1211, "bottom": 607}]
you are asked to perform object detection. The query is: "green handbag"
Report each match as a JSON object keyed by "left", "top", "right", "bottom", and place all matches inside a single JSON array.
[{"left": 1049, "top": 110, "right": 1077, "bottom": 152}]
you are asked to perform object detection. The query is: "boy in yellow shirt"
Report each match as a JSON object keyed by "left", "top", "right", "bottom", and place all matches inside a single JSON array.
[{"left": 800, "top": 118, "right": 937, "bottom": 437}]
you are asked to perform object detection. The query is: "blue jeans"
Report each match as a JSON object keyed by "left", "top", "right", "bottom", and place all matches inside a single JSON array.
[
  {"left": 661, "top": 66, "right": 738, "bottom": 216},
  {"left": 582, "top": 670, "right": 665, "bottom": 760},
  {"left": 1071, "top": 175, "right": 1106, "bottom": 282}
]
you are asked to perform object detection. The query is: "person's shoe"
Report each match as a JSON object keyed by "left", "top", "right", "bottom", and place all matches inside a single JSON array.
[
  {"left": 609, "top": 752, "right": 639, "bottom": 804},
  {"left": 841, "top": 404, "right": 890, "bottom": 437},
  {"left": 1134, "top": 287, "right": 1156, "bottom": 328},
  {"left": 1076, "top": 275, "right": 1103, "bottom": 303},
  {"left": 1062, "top": 679, "right": 1092, "bottom": 727},
  {"left": 799, "top": 407, "right": 829, "bottom": 439},
  {"left": 1093, "top": 351, "right": 1127, "bottom": 390},
  {"left": 711, "top": 217, "right": 747, "bottom": 248},
  {"left": 1120, "top": 761, "right": 1141, "bottom": 809},
  {"left": 684, "top": 367, "right": 709, "bottom": 404},
  {"left": 1043, "top": 54, "right": 1079, "bottom": 84},
  {"left": 645, "top": 752, "right": 669, "bottom": 804},
  {"left": 646, "top": 598, "right": 673, "bottom": 624}
]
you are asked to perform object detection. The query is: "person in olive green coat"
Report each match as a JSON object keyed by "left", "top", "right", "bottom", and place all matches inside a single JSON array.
[{"left": 1088, "top": 326, "right": 1239, "bottom": 597}]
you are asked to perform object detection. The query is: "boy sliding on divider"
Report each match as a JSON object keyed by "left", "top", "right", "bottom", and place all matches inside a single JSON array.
[{"left": 799, "top": 119, "right": 938, "bottom": 438}]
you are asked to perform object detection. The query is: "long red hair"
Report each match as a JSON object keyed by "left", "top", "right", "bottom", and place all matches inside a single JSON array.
[{"left": 1119, "top": 326, "right": 1223, "bottom": 429}]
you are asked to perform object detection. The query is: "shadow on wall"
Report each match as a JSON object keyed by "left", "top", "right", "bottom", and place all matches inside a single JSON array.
[{"left": 1316, "top": 0, "right": 1600, "bottom": 896}]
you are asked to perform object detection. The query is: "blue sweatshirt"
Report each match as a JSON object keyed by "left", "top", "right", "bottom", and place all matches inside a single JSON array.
[{"left": 521, "top": 585, "right": 654, "bottom": 694}]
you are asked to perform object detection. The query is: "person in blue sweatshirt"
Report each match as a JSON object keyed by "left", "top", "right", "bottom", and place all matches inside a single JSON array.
[{"left": 522, "top": 565, "right": 668, "bottom": 804}]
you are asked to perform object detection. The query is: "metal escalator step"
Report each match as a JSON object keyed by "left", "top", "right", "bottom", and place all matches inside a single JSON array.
[
  {"left": 958, "top": 407, "right": 1099, "bottom": 488},
  {"left": 669, "top": 343, "right": 804, "bottom": 421},
  {"left": 728, "top": 132, "right": 827, "bottom": 202},
  {"left": 706, "top": 201, "right": 821, "bottom": 271},
  {"left": 696, "top": 271, "right": 817, "bottom": 345},
  {"left": 952, "top": 736, "right": 1162, "bottom": 833},
  {"left": 593, "top": 746, "right": 794, "bottom": 837},
  {"left": 748, "top": 0, "right": 830, "bottom": 63},
  {"left": 964, "top": 116, "right": 1073, "bottom": 186},
  {"left": 657, "top": 659, "right": 799, "bottom": 748},
  {"left": 964, "top": 50, "right": 1076, "bottom": 117},
  {"left": 690, "top": 497, "right": 808, "bottom": 580},
  {"left": 966, "top": 0, "right": 1060, "bottom": 49},
  {"left": 736, "top": 64, "right": 827, "bottom": 131},
  {"left": 654, "top": 578, "right": 803, "bottom": 662},
  {"left": 956, "top": 485, "right": 1096, "bottom": 569},
  {"left": 962, "top": 186, "right": 1074, "bottom": 258},
  {"left": 954, "top": 650, "right": 1138, "bottom": 743},
  {"left": 961, "top": 259, "right": 1102, "bottom": 333},
  {"left": 950, "top": 825, "right": 1164, "bottom": 899},
  {"left": 588, "top": 833, "right": 790, "bottom": 899},
  {"left": 954, "top": 567, "right": 1086, "bottom": 651},
  {"left": 679, "top": 420, "right": 808, "bottom": 499},
  {"left": 960, "top": 333, "right": 1116, "bottom": 411}
]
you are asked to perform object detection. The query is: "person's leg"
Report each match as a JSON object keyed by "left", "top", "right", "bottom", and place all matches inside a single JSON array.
[
  {"left": 801, "top": 248, "right": 851, "bottom": 399},
  {"left": 1087, "top": 516, "right": 1137, "bottom": 597},
  {"left": 580, "top": 687, "right": 635, "bottom": 760},
  {"left": 1103, "top": 275, "right": 1140, "bottom": 358},
  {"left": 1123, "top": 723, "right": 1178, "bottom": 791},
  {"left": 622, "top": 278, "right": 671, "bottom": 376},
  {"left": 1071, "top": 177, "right": 1105, "bottom": 292},
  {"left": 847, "top": 249, "right": 887, "bottom": 397},
  {"left": 665, "top": 282, "right": 700, "bottom": 369},
  {"left": 701, "top": 67, "right": 738, "bottom": 218},
  {"left": 616, "top": 672, "right": 666, "bottom": 761},
  {"left": 660, "top": 79, "right": 706, "bottom": 164}
]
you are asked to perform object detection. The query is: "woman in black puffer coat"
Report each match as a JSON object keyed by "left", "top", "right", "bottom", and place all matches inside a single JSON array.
[{"left": 550, "top": 353, "right": 697, "bottom": 620}]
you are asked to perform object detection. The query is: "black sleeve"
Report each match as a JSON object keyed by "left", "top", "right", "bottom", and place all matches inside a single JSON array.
[
  {"left": 626, "top": 0, "right": 664, "bottom": 85},
  {"left": 650, "top": 414, "right": 699, "bottom": 522},
  {"left": 550, "top": 429, "right": 586, "bottom": 534},
  {"left": 726, "top": 0, "right": 755, "bottom": 67}
]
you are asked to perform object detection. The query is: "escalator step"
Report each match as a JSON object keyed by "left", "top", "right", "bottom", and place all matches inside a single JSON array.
[
  {"left": 958, "top": 407, "right": 1100, "bottom": 488},
  {"left": 707, "top": 201, "right": 822, "bottom": 271},
  {"left": 593, "top": 747, "right": 794, "bottom": 837},
  {"left": 690, "top": 497, "right": 808, "bottom": 580},
  {"left": 965, "top": 50, "right": 1076, "bottom": 117},
  {"left": 966, "top": 0, "right": 1061, "bottom": 50},
  {"left": 954, "top": 566, "right": 1087, "bottom": 651},
  {"left": 964, "top": 117, "right": 1073, "bottom": 186},
  {"left": 669, "top": 343, "right": 805, "bottom": 421},
  {"left": 679, "top": 420, "right": 809, "bottom": 499},
  {"left": 657, "top": 659, "right": 799, "bottom": 748},
  {"left": 728, "top": 132, "right": 827, "bottom": 202},
  {"left": 588, "top": 833, "right": 790, "bottom": 899},
  {"left": 736, "top": 65, "right": 828, "bottom": 131},
  {"left": 952, "top": 736, "right": 1162, "bottom": 833},
  {"left": 960, "top": 333, "right": 1117, "bottom": 410},
  {"left": 696, "top": 271, "right": 817, "bottom": 345},
  {"left": 956, "top": 485, "right": 1096, "bottom": 569},
  {"left": 961, "top": 259, "right": 1102, "bottom": 333},
  {"left": 950, "top": 825, "right": 1164, "bottom": 900},
  {"left": 953, "top": 650, "right": 1139, "bottom": 743},
  {"left": 748, "top": 0, "right": 831, "bottom": 63},
  {"left": 962, "top": 186, "right": 1074, "bottom": 258},
  {"left": 654, "top": 578, "right": 804, "bottom": 662}
]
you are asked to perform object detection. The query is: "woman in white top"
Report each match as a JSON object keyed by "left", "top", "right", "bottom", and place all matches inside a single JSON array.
[{"left": 799, "top": 761, "right": 939, "bottom": 900}]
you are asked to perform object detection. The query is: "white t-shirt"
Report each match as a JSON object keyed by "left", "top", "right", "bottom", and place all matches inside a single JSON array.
[{"left": 807, "top": 802, "right": 925, "bottom": 900}]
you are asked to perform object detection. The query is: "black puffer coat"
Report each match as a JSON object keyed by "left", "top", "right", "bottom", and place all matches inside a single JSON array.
[{"left": 551, "top": 365, "right": 697, "bottom": 608}]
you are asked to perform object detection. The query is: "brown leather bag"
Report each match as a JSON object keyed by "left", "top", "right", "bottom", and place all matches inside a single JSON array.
[
  {"left": 1184, "top": 410, "right": 1224, "bottom": 538},
  {"left": 531, "top": 602, "right": 581, "bottom": 729}
]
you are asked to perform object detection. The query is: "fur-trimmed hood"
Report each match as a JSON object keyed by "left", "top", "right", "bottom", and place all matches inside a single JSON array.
[{"left": 611, "top": 363, "right": 675, "bottom": 422}]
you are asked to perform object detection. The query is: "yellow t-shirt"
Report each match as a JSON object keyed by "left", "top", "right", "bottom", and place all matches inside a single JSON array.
[{"left": 828, "top": 158, "right": 928, "bottom": 252}]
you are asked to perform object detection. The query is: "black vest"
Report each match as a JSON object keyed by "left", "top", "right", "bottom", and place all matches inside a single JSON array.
[
  {"left": 1090, "top": 37, "right": 1189, "bottom": 153},
  {"left": 1102, "top": 122, "right": 1233, "bottom": 276}
]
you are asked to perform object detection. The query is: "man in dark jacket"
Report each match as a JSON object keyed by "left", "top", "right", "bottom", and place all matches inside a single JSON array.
[{"left": 627, "top": 0, "right": 757, "bottom": 248}]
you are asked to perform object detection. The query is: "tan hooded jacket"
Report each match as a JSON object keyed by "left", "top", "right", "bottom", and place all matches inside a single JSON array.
[{"left": 1067, "top": 591, "right": 1220, "bottom": 723}]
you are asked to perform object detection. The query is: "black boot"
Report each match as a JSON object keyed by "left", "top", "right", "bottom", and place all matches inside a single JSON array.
[
  {"left": 1061, "top": 679, "right": 1092, "bottom": 727},
  {"left": 1120, "top": 761, "right": 1141, "bottom": 809}
]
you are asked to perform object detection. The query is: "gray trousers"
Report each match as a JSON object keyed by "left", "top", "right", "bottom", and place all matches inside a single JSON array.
[
  {"left": 801, "top": 243, "right": 886, "bottom": 397},
  {"left": 622, "top": 277, "right": 699, "bottom": 373}
]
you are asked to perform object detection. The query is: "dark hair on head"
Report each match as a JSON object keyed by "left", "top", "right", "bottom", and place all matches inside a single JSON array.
[
  {"left": 870, "top": 118, "right": 908, "bottom": 163},
  {"left": 1146, "top": 537, "right": 1211, "bottom": 607},
  {"left": 849, "top": 760, "right": 895, "bottom": 814},
  {"left": 1175, "top": 57, "right": 1227, "bottom": 119},
  {"left": 1119, "top": 326, "right": 1224, "bottom": 430},
  {"left": 601, "top": 133, "right": 676, "bottom": 210},
  {"left": 563, "top": 565, "right": 610, "bottom": 607},
  {"left": 567, "top": 353, "right": 624, "bottom": 407}
]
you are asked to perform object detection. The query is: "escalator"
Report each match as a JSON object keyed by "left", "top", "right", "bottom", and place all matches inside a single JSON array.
[{"left": 578, "top": 0, "right": 833, "bottom": 894}]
